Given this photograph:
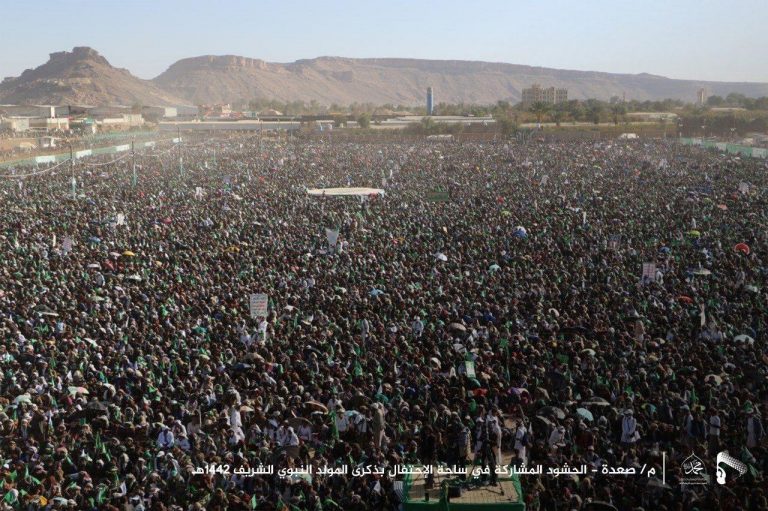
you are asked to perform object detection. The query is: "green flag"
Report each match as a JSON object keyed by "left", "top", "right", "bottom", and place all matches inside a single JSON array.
[
  {"left": 328, "top": 410, "right": 339, "bottom": 441},
  {"left": 250, "top": 494, "right": 258, "bottom": 509},
  {"left": 97, "top": 485, "right": 107, "bottom": 504}
]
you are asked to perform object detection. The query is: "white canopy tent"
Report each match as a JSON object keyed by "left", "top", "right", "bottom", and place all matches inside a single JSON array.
[{"left": 306, "top": 187, "right": 385, "bottom": 197}]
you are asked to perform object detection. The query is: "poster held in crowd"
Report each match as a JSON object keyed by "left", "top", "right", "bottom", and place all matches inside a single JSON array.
[
  {"left": 325, "top": 228, "right": 339, "bottom": 251},
  {"left": 62, "top": 236, "right": 73, "bottom": 254},
  {"left": 250, "top": 293, "right": 268, "bottom": 319},
  {"left": 641, "top": 262, "right": 656, "bottom": 283},
  {"left": 738, "top": 182, "right": 750, "bottom": 194}
]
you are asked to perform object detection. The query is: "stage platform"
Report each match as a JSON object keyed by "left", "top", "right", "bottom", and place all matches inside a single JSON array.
[{"left": 401, "top": 461, "right": 525, "bottom": 511}]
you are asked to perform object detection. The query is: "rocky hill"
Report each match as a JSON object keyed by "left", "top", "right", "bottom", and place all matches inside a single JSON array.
[{"left": 0, "top": 47, "right": 186, "bottom": 106}]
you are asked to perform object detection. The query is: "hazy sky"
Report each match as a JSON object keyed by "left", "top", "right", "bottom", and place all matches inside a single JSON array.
[{"left": 2, "top": 0, "right": 766, "bottom": 82}]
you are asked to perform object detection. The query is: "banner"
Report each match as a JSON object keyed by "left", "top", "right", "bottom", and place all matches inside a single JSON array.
[
  {"left": 325, "top": 228, "right": 339, "bottom": 249},
  {"left": 426, "top": 190, "right": 450, "bottom": 202},
  {"left": 116, "top": 214, "right": 125, "bottom": 226},
  {"left": 35, "top": 155, "right": 56, "bottom": 164},
  {"left": 74, "top": 149, "right": 92, "bottom": 159},
  {"left": 195, "top": 187, "right": 204, "bottom": 199},
  {"left": 641, "top": 262, "right": 656, "bottom": 283},
  {"left": 249, "top": 293, "right": 268, "bottom": 319},
  {"left": 114, "top": 145, "right": 130, "bottom": 152},
  {"left": 62, "top": 236, "right": 73, "bottom": 253},
  {"left": 465, "top": 361, "right": 476, "bottom": 378}
]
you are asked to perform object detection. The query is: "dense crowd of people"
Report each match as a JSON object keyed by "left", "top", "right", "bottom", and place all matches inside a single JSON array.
[{"left": 0, "top": 134, "right": 766, "bottom": 510}]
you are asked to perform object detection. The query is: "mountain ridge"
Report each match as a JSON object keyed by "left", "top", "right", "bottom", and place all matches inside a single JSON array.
[{"left": 2, "top": 47, "right": 768, "bottom": 107}]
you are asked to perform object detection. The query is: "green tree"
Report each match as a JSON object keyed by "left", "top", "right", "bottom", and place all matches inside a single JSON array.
[
  {"left": 584, "top": 100, "right": 604, "bottom": 125},
  {"left": 610, "top": 104, "right": 627, "bottom": 125},
  {"left": 357, "top": 113, "right": 371, "bottom": 129},
  {"left": 706, "top": 95, "right": 724, "bottom": 107},
  {"left": 550, "top": 104, "right": 567, "bottom": 127},
  {"left": 529, "top": 102, "right": 551, "bottom": 123},
  {"left": 420, "top": 116, "right": 436, "bottom": 132},
  {"left": 496, "top": 115, "right": 517, "bottom": 137},
  {"left": 725, "top": 93, "right": 747, "bottom": 107}
]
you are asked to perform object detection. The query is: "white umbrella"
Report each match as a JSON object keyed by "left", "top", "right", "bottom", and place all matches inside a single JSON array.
[{"left": 14, "top": 394, "right": 32, "bottom": 404}]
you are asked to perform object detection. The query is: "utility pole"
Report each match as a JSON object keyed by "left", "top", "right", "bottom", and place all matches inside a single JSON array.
[
  {"left": 131, "top": 139, "right": 137, "bottom": 187},
  {"left": 177, "top": 126, "right": 183, "bottom": 177},
  {"left": 70, "top": 144, "right": 76, "bottom": 200},
  {"left": 213, "top": 147, "right": 216, "bottom": 167}
]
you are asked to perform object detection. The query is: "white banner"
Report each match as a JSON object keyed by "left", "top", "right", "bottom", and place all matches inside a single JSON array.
[
  {"left": 716, "top": 143, "right": 727, "bottom": 151},
  {"left": 114, "top": 144, "right": 130, "bottom": 152},
  {"left": 35, "top": 155, "right": 56, "bottom": 164},
  {"left": 143, "top": 141, "right": 155, "bottom": 148},
  {"left": 249, "top": 293, "right": 268, "bottom": 319},
  {"left": 195, "top": 187, "right": 204, "bottom": 199},
  {"left": 325, "top": 228, "right": 339, "bottom": 248},
  {"left": 116, "top": 213, "right": 125, "bottom": 226},
  {"left": 74, "top": 149, "right": 92, "bottom": 159},
  {"left": 641, "top": 262, "right": 656, "bottom": 282},
  {"left": 753, "top": 148, "right": 768, "bottom": 158},
  {"left": 62, "top": 236, "right": 73, "bottom": 253}
]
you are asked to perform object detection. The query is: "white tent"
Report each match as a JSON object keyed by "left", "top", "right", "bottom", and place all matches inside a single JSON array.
[{"left": 306, "top": 187, "right": 385, "bottom": 197}]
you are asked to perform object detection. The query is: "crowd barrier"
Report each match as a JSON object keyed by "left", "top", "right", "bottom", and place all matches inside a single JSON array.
[
  {"left": 679, "top": 138, "right": 768, "bottom": 158},
  {"left": 0, "top": 139, "right": 171, "bottom": 169}
]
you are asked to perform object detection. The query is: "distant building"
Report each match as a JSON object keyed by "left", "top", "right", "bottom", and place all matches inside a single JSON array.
[
  {"left": 697, "top": 88, "right": 707, "bottom": 105},
  {"left": 426, "top": 87, "right": 434, "bottom": 116},
  {"left": 142, "top": 106, "right": 177, "bottom": 120},
  {"left": 28, "top": 117, "right": 69, "bottom": 132},
  {"left": 95, "top": 114, "right": 143, "bottom": 132},
  {"left": 199, "top": 104, "right": 233, "bottom": 119},
  {"left": 1, "top": 117, "right": 30, "bottom": 133},
  {"left": 0, "top": 105, "right": 69, "bottom": 118},
  {"left": 521, "top": 84, "right": 568, "bottom": 107},
  {"left": 38, "top": 136, "right": 58, "bottom": 148}
]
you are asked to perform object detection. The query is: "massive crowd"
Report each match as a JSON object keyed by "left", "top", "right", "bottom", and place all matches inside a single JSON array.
[{"left": 0, "top": 134, "right": 766, "bottom": 511}]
